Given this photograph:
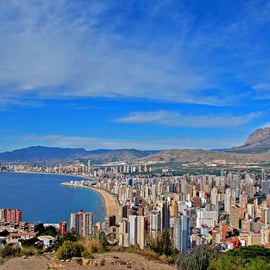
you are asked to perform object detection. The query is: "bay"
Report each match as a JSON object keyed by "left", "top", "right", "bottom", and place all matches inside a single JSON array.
[{"left": 0, "top": 172, "right": 105, "bottom": 224}]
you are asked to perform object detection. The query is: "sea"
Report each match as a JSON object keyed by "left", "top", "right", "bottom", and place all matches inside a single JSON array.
[{"left": 0, "top": 172, "right": 105, "bottom": 224}]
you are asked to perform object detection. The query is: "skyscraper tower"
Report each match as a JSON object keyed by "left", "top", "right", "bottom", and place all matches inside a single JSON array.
[
  {"left": 88, "top": 160, "right": 91, "bottom": 175},
  {"left": 174, "top": 213, "right": 191, "bottom": 252},
  {"left": 70, "top": 210, "right": 93, "bottom": 238}
]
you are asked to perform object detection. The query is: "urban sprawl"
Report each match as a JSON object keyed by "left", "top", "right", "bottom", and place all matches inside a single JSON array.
[{"left": 1, "top": 161, "right": 270, "bottom": 252}]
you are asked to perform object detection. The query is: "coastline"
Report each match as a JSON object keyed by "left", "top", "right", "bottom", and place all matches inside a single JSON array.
[
  {"left": 0, "top": 172, "right": 107, "bottom": 224},
  {"left": 61, "top": 182, "right": 119, "bottom": 218},
  {"left": 4, "top": 171, "right": 118, "bottom": 221}
]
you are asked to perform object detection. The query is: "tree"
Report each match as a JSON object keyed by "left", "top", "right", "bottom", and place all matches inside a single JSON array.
[
  {"left": 227, "top": 245, "right": 270, "bottom": 264},
  {"left": 35, "top": 223, "right": 45, "bottom": 235},
  {"left": 0, "top": 230, "right": 9, "bottom": 237},
  {"left": 222, "top": 246, "right": 270, "bottom": 269},
  {"left": 208, "top": 255, "right": 270, "bottom": 270},
  {"left": 148, "top": 231, "right": 174, "bottom": 256},
  {"left": 208, "top": 255, "right": 242, "bottom": 270},
  {"left": 40, "top": 225, "right": 57, "bottom": 237},
  {"left": 161, "top": 231, "right": 174, "bottom": 256},
  {"left": 244, "top": 258, "right": 270, "bottom": 270},
  {"left": 176, "top": 245, "right": 217, "bottom": 270},
  {"left": 20, "top": 236, "right": 38, "bottom": 247},
  {"left": 59, "top": 232, "right": 79, "bottom": 242}
]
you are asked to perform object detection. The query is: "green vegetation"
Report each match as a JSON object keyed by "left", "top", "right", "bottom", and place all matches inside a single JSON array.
[
  {"left": 208, "top": 255, "right": 241, "bottom": 270},
  {"left": 208, "top": 256, "right": 270, "bottom": 270},
  {"left": 0, "top": 230, "right": 9, "bottom": 237},
  {"left": 56, "top": 240, "right": 84, "bottom": 260},
  {"left": 0, "top": 244, "right": 21, "bottom": 258},
  {"left": 20, "top": 236, "right": 38, "bottom": 247},
  {"left": 175, "top": 245, "right": 270, "bottom": 270},
  {"left": 176, "top": 245, "right": 217, "bottom": 270},
  {"left": 39, "top": 225, "right": 58, "bottom": 237},
  {"left": 148, "top": 231, "right": 175, "bottom": 257},
  {"left": 58, "top": 231, "right": 80, "bottom": 243},
  {"left": 3, "top": 227, "right": 270, "bottom": 270},
  {"left": 56, "top": 236, "right": 107, "bottom": 260},
  {"left": 209, "top": 246, "right": 270, "bottom": 270}
]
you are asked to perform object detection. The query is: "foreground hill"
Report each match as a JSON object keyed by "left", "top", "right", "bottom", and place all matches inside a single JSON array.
[
  {"left": 0, "top": 146, "right": 158, "bottom": 163},
  {"left": 0, "top": 252, "right": 175, "bottom": 270}
]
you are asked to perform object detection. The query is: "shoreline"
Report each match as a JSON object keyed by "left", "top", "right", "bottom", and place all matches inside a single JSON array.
[
  {"left": 5, "top": 172, "right": 118, "bottom": 222},
  {"left": 61, "top": 182, "right": 119, "bottom": 218}
]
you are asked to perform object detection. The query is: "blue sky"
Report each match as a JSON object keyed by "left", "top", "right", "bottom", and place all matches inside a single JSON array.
[{"left": 1, "top": 0, "right": 270, "bottom": 152}]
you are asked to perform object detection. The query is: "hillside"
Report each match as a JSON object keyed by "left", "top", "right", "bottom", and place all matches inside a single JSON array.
[{"left": 138, "top": 148, "right": 270, "bottom": 165}]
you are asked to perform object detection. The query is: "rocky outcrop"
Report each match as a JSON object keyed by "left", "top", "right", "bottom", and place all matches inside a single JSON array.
[{"left": 229, "top": 127, "right": 270, "bottom": 153}]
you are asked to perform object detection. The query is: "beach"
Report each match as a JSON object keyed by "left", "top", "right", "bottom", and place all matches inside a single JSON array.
[
  {"left": 88, "top": 186, "right": 119, "bottom": 217},
  {"left": 61, "top": 182, "right": 119, "bottom": 217}
]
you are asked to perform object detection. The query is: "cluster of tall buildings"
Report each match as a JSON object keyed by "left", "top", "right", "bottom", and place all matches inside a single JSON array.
[
  {"left": 83, "top": 169, "right": 270, "bottom": 251},
  {"left": 0, "top": 208, "right": 22, "bottom": 224},
  {"left": 3, "top": 162, "right": 270, "bottom": 252}
]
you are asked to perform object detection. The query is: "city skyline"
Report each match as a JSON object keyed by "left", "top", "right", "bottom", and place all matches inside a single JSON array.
[{"left": 1, "top": 1, "right": 270, "bottom": 152}]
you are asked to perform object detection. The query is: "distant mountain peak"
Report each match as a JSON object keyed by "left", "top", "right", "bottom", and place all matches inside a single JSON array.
[
  {"left": 228, "top": 126, "right": 270, "bottom": 153},
  {"left": 245, "top": 127, "right": 270, "bottom": 145}
]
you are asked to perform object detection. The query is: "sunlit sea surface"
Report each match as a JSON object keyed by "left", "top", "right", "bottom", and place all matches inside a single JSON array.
[{"left": 0, "top": 172, "right": 105, "bottom": 224}]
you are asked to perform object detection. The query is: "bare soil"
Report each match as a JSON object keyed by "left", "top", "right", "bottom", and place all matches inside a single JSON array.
[{"left": 0, "top": 252, "right": 177, "bottom": 270}]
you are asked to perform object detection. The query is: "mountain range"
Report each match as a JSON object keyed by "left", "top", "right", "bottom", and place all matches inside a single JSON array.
[
  {"left": 0, "top": 146, "right": 158, "bottom": 164},
  {"left": 1, "top": 127, "right": 270, "bottom": 164}
]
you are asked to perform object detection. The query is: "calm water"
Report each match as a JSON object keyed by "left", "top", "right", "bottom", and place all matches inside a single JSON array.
[{"left": 0, "top": 172, "right": 105, "bottom": 224}]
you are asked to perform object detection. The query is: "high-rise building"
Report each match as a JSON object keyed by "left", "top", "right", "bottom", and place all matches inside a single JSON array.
[
  {"left": 262, "top": 180, "right": 270, "bottom": 195},
  {"left": 87, "top": 160, "right": 91, "bottom": 174},
  {"left": 59, "top": 221, "right": 67, "bottom": 235},
  {"left": 220, "top": 220, "right": 227, "bottom": 240},
  {"left": 118, "top": 218, "right": 129, "bottom": 247},
  {"left": 0, "top": 209, "right": 4, "bottom": 221},
  {"left": 157, "top": 201, "right": 170, "bottom": 232},
  {"left": 137, "top": 216, "right": 145, "bottom": 249},
  {"left": 230, "top": 205, "right": 240, "bottom": 229},
  {"left": 150, "top": 210, "right": 161, "bottom": 239},
  {"left": 128, "top": 215, "right": 137, "bottom": 246},
  {"left": 174, "top": 214, "right": 191, "bottom": 252},
  {"left": 240, "top": 193, "right": 248, "bottom": 209},
  {"left": 4, "top": 208, "right": 22, "bottom": 223},
  {"left": 70, "top": 210, "right": 93, "bottom": 238},
  {"left": 225, "top": 188, "right": 231, "bottom": 214}
]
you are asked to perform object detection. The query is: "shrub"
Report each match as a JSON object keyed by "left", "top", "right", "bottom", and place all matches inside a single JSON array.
[
  {"left": 0, "top": 244, "right": 21, "bottom": 258},
  {"left": 56, "top": 241, "right": 84, "bottom": 260}
]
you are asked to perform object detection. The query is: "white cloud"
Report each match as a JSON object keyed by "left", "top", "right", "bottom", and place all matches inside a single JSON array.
[
  {"left": 0, "top": 1, "right": 213, "bottom": 105},
  {"left": 0, "top": 1, "right": 270, "bottom": 107},
  {"left": 116, "top": 111, "right": 261, "bottom": 128},
  {"left": 253, "top": 84, "right": 270, "bottom": 91}
]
